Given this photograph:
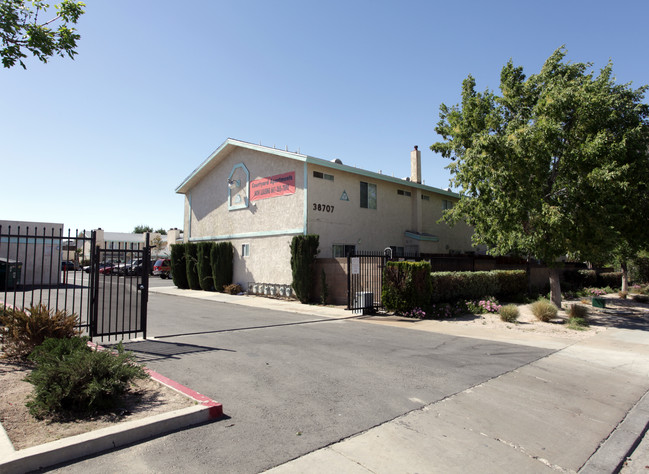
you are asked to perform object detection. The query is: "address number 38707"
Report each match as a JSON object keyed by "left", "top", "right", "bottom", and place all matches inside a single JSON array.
[{"left": 312, "top": 203, "right": 334, "bottom": 213}]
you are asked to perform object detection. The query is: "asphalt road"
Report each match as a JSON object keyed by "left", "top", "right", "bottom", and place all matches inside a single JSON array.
[{"left": 46, "top": 290, "right": 554, "bottom": 473}]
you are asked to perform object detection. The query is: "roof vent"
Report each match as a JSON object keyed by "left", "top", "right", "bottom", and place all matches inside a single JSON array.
[
  {"left": 331, "top": 158, "right": 343, "bottom": 164},
  {"left": 404, "top": 177, "right": 411, "bottom": 181}
]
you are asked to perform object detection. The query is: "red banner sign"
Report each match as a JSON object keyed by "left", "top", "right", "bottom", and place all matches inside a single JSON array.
[{"left": 250, "top": 171, "right": 296, "bottom": 201}]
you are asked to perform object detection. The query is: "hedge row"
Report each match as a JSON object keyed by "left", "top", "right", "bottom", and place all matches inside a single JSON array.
[
  {"left": 171, "top": 242, "right": 234, "bottom": 292},
  {"left": 382, "top": 267, "right": 528, "bottom": 312}
]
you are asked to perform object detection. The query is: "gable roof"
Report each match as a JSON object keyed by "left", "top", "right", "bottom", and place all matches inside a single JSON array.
[{"left": 175, "top": 138, "right": 458, "bottom": 198}]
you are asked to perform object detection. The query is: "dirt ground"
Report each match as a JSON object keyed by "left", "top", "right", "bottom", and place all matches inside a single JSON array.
[
  {"left": 0, "top": 360, "right": 195, "bottom": 451},
  {"left": 1, "top": 294, "right": 647, "bottom": 452}
]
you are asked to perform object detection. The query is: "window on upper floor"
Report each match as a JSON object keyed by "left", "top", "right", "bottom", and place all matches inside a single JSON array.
[
  {"left": 313, "top": 171, "right": 334, "bottom": 181},
  {"left": 360, "top": 181, "right": 377, "bottom": 209},
  {"left": 397, "top": 189, "right": 411, "bottom": 197},
  {"left": 242, "top": 243, "right": 250, "bottom": 257},
  {"left": 332, "top": 244, "right": 356, "bottom": 258},
  {"left": 442, "top": 199, "right": 454, "bottom": 210},
  {"left": 421, "top": 194, "right": 430, "bottom": 201}
]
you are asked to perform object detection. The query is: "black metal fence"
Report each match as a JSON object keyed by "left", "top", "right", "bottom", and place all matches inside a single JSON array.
[
  {"left": 347, "top": 251, "right": 387, "bottom": 313},
  {"left": 0, "top": 225, "right": 149, "bottom": 341}
]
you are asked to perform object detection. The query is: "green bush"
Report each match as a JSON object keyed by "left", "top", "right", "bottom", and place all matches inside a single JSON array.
[
  {"left": 530, "top": 299, "right": 558, "bottom": 322},
  {"left": 598, "top": 272, "right": 622, "bottom": 290},
  {"left": 290, "top": 235, "right": 319, "bottom": 303},
  {"left": 567, "top": 304, "right": 589, "bottom": 330},
  {"left": 197, "top": 242, "right": 215, "bottom": 291},
  {"left": 499, "top": 304, "right": 519, "bottom": 323},
  {"left": 382, "top": 261, "right": 432, "bottom": 313},
  {"left": 430, "top": 271, "right": 499, "bottom": 303},
  {"left": 211, "top": 242, "right": 234, "bottom": 292},
  {"left": 0, "top": 304, "right": 79, "bottom": 359},
  {"left": 629, "top": 256, "right": 649, "bottom": 284},
  {"left": 171, "top": 243, "right": 189, "bottom": 289},
  {"left": 185, "top": 243, "right": 201, "bottom": 290},
  {"left": 25, "top": 337, "right": 148, "bottom": 419},
  {"left": 492, "top": 270, "right": 527, "bottom": 300}
]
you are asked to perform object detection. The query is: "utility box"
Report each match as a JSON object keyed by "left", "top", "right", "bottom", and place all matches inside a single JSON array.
[
  {"left": 592, "top": 296, "right": 606, "bottom": 308},
  {"left": 0, "top": 258, "right": 22, "bottom": 290},
  {"left": 353, "top": 291, "right": 374, "bottom": 315}
]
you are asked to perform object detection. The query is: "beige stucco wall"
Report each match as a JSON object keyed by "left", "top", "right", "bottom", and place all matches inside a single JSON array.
[
  {"left": 306, "top": 165, "right": 475, "bottom": 257},
  {"left": 185, "top": 147, "right": 305, "bottom": 241},
  {"left": 230, "top": 235, "right": 293, "bottom": 286}
]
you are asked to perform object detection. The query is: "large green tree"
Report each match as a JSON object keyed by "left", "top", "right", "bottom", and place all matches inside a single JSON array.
[
  {"left": 431, "top": 47, "right": 649, "bottom": 307},
  {"left": 1, "top": 0, "right": 85, "bottom": 69}
]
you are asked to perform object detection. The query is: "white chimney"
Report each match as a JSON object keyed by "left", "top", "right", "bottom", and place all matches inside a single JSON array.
[{"left": 410, "top": 146, "right": 422, "bottom": 184}]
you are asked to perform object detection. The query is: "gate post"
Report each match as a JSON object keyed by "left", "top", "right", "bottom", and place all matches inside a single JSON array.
[
  {"left": 89, "top": 230, "right": 99, "bottom": 338},
  {"left": 140, "top": 233, "right": 150, "bottom": 339}
]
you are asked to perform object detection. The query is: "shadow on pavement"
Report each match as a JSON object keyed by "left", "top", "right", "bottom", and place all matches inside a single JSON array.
[{"left": 111, "top": 339, "right": 236, "bottom": 363}]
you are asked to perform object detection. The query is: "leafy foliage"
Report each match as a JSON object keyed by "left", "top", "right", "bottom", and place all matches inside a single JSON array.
[
  {"left": 197, "top": 242, "right": 214, "bottom": 291},
  {"left": 431, "top": 47, "right": 649, "bottom": 308},
  {"left": 223, "top": 283, "right": 242, "bottom": 295},
  {"left": 290, "top": 235, "right": 319, "bottom": 303},
  {"left": 133, "top": 225, "right": 153, "bottom": 233},
  {"left": 210, "top": 242, "right": 233, "bottom": 293},
  {"left": 185, "top": 243, "right": 200, "bottom": 290},
  {"left": 25, "top": 337, "right": 148, "bottom": 419},
  {"left": 171, "top": 243, "right": 189, "bottom": 289},
  {"left": 382, "top": 261, "right": 432, "bottom": 313},
  {"left": 0, "top": 0, "right": 85, "bottom": 69},
  {"left": 0, "top": 304, "right": 79, "bottom": 359}
]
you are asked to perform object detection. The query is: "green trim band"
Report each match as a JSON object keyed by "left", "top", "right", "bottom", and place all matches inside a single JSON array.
[
  {"left": 189, "top": 228, "right": 304, "bottom": 242},
  {"left": 404, "top": 231, "right": 439, "bottom": 242}
]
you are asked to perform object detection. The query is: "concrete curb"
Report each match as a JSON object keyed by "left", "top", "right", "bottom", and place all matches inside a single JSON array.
[
  {"left": 579, "top": 389, "right": 649, "bottom": 474},
  {"left": 0, "top": 367, "right": 223, "bottom": 474}
]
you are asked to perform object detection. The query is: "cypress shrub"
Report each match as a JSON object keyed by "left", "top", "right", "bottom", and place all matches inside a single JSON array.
[
  {"left": 171, "top": 243, "right": 189, "bottom": 289},
  {"left": 382, "top": 261, "right": 432, "bottom": 313},
  {"left": 197, "top": 242, "right": 215, "bottom": 291},
  {"left": 290, "top": 235, "right": 319, "bottom": 303},
  {"left": 211, "top": 242, "right": 234, "bottom": 292},
  {"left": 185, "top": 243, "right": 201, "bottom": 290}
]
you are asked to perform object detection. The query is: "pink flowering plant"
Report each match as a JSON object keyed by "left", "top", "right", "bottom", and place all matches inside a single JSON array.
[
  {"left": 403, "top": 307, "right": 426, "bottom": 319},
  {"left": 466, "top": 296, "right": 501, "bottom": 314},
  {"left": 587, "top": 288, "right": 606, "bottom": 297}
]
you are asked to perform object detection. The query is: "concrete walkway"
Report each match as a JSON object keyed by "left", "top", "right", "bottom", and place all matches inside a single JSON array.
[{"left": 152, "top": 287, "right": 649, "bottom": 473}]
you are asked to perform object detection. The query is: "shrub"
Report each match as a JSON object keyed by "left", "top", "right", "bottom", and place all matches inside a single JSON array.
[
  {"left": 197, "top": 242, "right": 215, "bottom": 291},
  {"left": 632, "top": 294, "right": 649, "bottom": 303},
  {"left": 426, "top": 301, "right": 467, "bottom": 319},
  {"left": 430, "top": 271, "right": 499, "bottom": 303},
  {"left": 211, "top": 242, "right": 234, "bottom": 292},
  {"left": 290, "top": 235, "right": 319, "bottom": 303},
  {"left": 493, "top": 270, "right": 528, "bottom": 300},
  {"left": 0, "top": 304, "right": 79, "bottom": 359},
  {"left": 171, "top": 243, "right": 189, "bottom": 289},
  {"left": 466, "top": 297, "right": 501, "bottom": 314},
  {"left": 629, "top": 256, "right": 649, "bottom": 284},
  {"left": 598, "top": 272, "right": 622, "bottom": 290},
  {"left": 567, "top": 304, "right": 588, "bottom": 320},
  {"left": 531, "top": 299, "right": 558, "bottom": 322},
  {"left": 403, "top": 307, "right": 426, "bottom": 319},
  {"left": 185, "top": 243, "right": 201, "bottom": 290},
  {"left": 619, "top": 291, "right": 628, "bottom": 299},
  {"left": 25, "top": 338, "right": 148, "bottom": 419},
  {"left": 382, "top": 261, "right": 432, "bottom": 313},
  {"left": 499, "top": 304, "right": 519, "bottom": 323},
  {"left": 223, "top": 283, "right": 243, "bottom": 295}
]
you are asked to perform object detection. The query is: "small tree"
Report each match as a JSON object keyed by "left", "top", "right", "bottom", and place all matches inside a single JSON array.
[
  {"left": 133, "top": 225, "right": 153, "bottom": 234},
  {"left": 197, "top": 242, "right": 214, "bottom": 291},
  {"left": 185, "top": 243, "right": 200, "bottom": 290},
  {"left": 210, "top": 242, "right": 233, "bottom": 292},
  {"left": 171, "top": 243, "right": 189, "bottom": 289},
  {"left": 290, "top": 235, "right": 319, "bottom": 303}
]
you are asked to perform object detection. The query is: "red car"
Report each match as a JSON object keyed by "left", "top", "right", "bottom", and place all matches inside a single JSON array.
[
  {"left": 153, "top": 258, "right": 171, "bottom": 279},
  {"left": 99, "top": 262, "right": 114, "bottom": 274}
]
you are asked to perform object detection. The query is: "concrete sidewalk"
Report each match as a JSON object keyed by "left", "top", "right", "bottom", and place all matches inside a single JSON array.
[{"left": 152, "top": 287, "right": 649, "bottom": 473}]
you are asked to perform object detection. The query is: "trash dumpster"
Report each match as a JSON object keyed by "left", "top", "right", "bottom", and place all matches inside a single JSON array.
[{"left": 0, "top": 258, "right": 22, "bottom": 290}]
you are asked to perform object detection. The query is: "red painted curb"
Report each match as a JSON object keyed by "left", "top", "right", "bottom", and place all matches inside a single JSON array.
[
  {"left": 88, "top": 341, "right": 224, "bottom": 419},
  {"left": 145, "top": 368, "right": 224, "bottom": 419}
]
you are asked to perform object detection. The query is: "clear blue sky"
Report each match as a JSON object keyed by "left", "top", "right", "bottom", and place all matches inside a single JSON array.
[{"left": 2, "top": 0, "right": 648, "bottom": 233}]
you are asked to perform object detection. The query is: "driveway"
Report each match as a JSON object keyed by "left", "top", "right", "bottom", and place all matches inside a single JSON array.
[{"left": 48, "top": 291, "right": 554, "bottom": 473}]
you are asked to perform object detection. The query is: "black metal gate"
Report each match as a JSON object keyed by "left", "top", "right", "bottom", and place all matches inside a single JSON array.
[
  {"left": 0, "top": 225, "right": 149, "bottom": 342},
  {"left": 347, "top": 251, "right": 387, "bottom": 314},
  {"left": 90, "top": 234, "right": 150, "bottom": 340}
]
